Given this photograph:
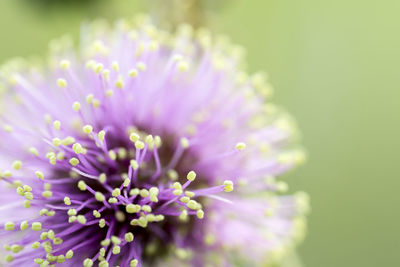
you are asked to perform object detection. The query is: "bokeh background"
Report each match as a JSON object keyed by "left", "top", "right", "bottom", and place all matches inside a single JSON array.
[{"left": 0, "top": 0, "right": 398, "bottom": 266}]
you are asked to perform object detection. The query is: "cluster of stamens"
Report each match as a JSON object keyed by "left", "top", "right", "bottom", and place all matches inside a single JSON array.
[{"left": 0, "top": 118, "right": 235, "bottom": 266}]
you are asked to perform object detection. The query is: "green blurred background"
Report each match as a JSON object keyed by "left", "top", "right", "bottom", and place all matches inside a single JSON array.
[{"left": 0, "top": 0, "right": 398, "bottom": 266}]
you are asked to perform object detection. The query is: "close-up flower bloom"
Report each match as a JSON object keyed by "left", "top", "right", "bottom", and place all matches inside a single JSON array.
[{"left": 0, "top": 17, "right": 308, "bottom": 266}]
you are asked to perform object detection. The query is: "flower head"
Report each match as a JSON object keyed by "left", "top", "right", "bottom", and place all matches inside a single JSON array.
[{"left": 0, "top": 17, "right": 309, "bottom": 266}]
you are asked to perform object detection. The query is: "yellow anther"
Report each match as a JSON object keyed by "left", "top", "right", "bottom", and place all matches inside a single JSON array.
[
  {"left": 96, "top": 192, "right": 105, "bottom": 203},
  {"left": 145, "top": 135, "right": 154, "bottom": 145},
  {"left": 77, "top": 215, "right": 87, "bottom": 224},
  {"left": 5, "top": 255, "right": 14, "bottom": 262},
  {"left": 72, "top": 143, "right": 83, "bottom": 154},
  {"left": 29, "top": 147, "right": 39, "bottom": 156},
  {"left": 52, "top": 138, "right": 62, "bottom": 147},
  {"left": 173, "top": 189, "right": 183, "bottom": 196},
  {"left": 57, "top": 78, "right": 67, "bottom": 88},
  {"left": 62, "top": 136, "right": 76, "bottom": 146},
  {"left": 135, "top": 140, "right": 145, "bottom": 150},
  {"left": 106, "top": 89, "right": 114, "bottom": 97},
  {"left": 136, "top": 62, "right": 146, "bottom": 71},
  {"left": 180, "top": 196, "right": 190, "bottom": 203},
  {"left": 129, "top": 69, "right": 138, "bottom": 77},
  {"left": 56, "top": 254, "right": 66, "bottom": 263},
  {"left": 125, "top": 232, "right": 134, "bottom": 242},
  {"left": 112, "top": 246, "right": 121, "bottom": 255},
  {"left": 235, "top": 142, "right": 247, "bottom": 150},
  {"left": 57, "top": 151, "right": 66, "bottom": 160},
  {"left": 92, "top": 99, "right": 101, "bottom": 108},
  {"left": 94, "top": 63, "right": 104, "bottom": 74},
  {"left": 40, "top": 209, "right": 49, "bottom": 215},
  {"left": 129, "top": 188, "right": 140, "bottom": 196},
  {"left": 3, "top": 124, "right": 13, "bottom": 132},
  {"left": 129, "top": 160, "right": 139, "bottom": 170},
  {"left": 99, "top": 173, "right": 107, "bottom": 184},
  {"left": 53, "top": 120, "right": 61, "bottom": 130},
  {"left": 99, "top": 247, "right": 106, "bottom": 257},
  {"left": 187, "top": 200, "right": 200, "bottom": 210},
  {"left": 185, "top": 191, "right": 195, "bottom": 198},
  {"left": 40, "top": 232, "right": 48, "bottom": 240},
  {"left": 102, "top": 69, "right": 110, "bottom": 80},
  {"left": 66, "top": 250, "right": 74, "bottom": 259},
  {"left": 12, "top": 160, "right": 22, "bottom": 170},
  {"left": 115, "top": 211, "right": 126, "bottom": 222},
  {"left": 32, "top": 242, "right": 40, "bottom": 249},
  {"left": 13, "top": 180, "right": 23, "bottom": 187},
  {"left": 20, "top": 221, "right": 28, "bottom": 231},
  {"left": 112, "top": 61, "right": 119, "bottom": 72},
  {"left": 112, "top": 188, "right": 121, "bottom": 197},
  {"left": 276, "top": 181, "right": 289, "bottom": 193},
  {"left": 126, "top": 204, "right": 141, "bottom": 214},
  {"left": 11, "top": 245, "right": 22, "bottom": 253},
  {"left": 34, "top": 258, "right": 44, "bottom": 264},
  {"left": 179, "top": 210, "right": 188, "bottom": 221},
  {"left": 108, "top": 150, "right": 117, "bottom": 160},
  {"left": 72, "top": 101, "right": 81, "bottom": 112},
  {"left": 100, "top": 239, "right": 110, "bottom": 247},
  {"left": 108, "top": 197, "right": 118, "bottom": 204},
  {"left": 64, "top": 197, "right": 71, "bottom": 205},
  {"left": 23, "top": 185, "right": 32, "bottom": 192},
  {"left": 24, "top": 192, "right": 33, "bottom": 200},
  {"left": 67, "top": 209, "right": 77, "bottom": 216},
  {"left": 83, "top": 125, "right": 93, "bottom": 134},
  {"left": 98, "top": 130, "right": 106, "bottom": 142},
  {"left": 115, "top": 77, "right": 124, "bottom": 89},
  {"left": 42, "top": 191, "right": 53, "bottom": 198},
  {"left": 78, "top": 180, "right": 87, "bottom": 191},
  {"left": 154, "top": 135, "right": 162, "bottom": 148},
  {"left": 129, "top": 132, "right": 140, "bottom": 142},
  {"left": 177, "top": 61, "right": 189, "bottom": 72},
  {"left": 196, "top": 209, "right": 204, "bottom": 219},
  {"left": 139, "top": 189, "right": 149, "bottom": 198},
  {"left": 24, "top": 200, "right": 31, "bottom": 208},
  {"left": 35, "top": 171, "right": 44, "bottom": 180},
  {"left": 187, "top": 171, "right": 196, "bottom": 181},
  {"left": 180, "top": 137, "right": 189, "bottom": 148},
  {"left": 83, "top": 258, "right": 93, "bottom": 267},
  {"left": 137, "top": 216, "right": 148, "bottom": 228},
  {"left": 93, "top": 210, "right": 101, "bottom": 218},
  {"left": 3, "top": 124, "right": 13, "bottom": 133},
  {"left": 149, "top": 187, "right": 159, "bottom": 196},
  {"left": 69, "top": 157, "right": 80, "bottom": 166},
  {"left": 47, "top": 211, "right": 56, "bottom": 217},
  {"left": 86, "top": 94, "right": 94, "bottom": 104},
  {"left": 99, "top": 219, "right": 106, "bottom": 228},
  {"left": 130, "top": 259, "right": 138, "bottom": 267},
  {"left": 16, "top": 187, "right": 25, "bottom": 196},
  {"left": 99, "top": 261, "right": 109, "bottom": 267},
  {"left": 47, "top": 230, "right": 55, "bottom": 239},
  {"left": 167, "top": 169, "right": 178, "bottom": 181},
  {"left": 223, "top": 180, "right": 234, "bottom": 192},
  {"left": 141, "top": 205, "right": 152, "bottom": 213},
  {"left": 32, "top": 222, "right": 42, "bottom": 231},
  {"left": 60, "top": 59, "right": 70, "bottom": 70},
  {"left": 44, "top": 183, "right": 51, "bottom": 190},
  {"left": 155, "top": 215, "right": 165, "bottom": 222},
  {"left": 173, "top": 182, "right": 182, "bottom": 190}
]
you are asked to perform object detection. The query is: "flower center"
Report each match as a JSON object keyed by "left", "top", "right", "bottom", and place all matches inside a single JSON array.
[{"left": 15, "top": 125, "right": 233, "bottom": 266}]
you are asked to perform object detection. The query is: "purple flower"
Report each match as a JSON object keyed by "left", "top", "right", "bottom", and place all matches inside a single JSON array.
[{"left": 0, "top": 18, "right": 309, "bottom": 267}]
